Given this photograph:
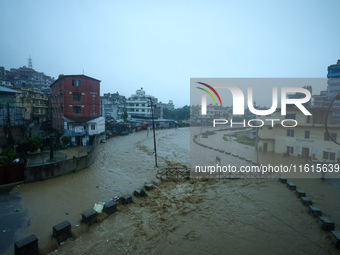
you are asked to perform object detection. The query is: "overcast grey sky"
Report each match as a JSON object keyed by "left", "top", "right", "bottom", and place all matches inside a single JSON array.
[{"left": 1, "top": 0, "right": 339, "bottom": 108}]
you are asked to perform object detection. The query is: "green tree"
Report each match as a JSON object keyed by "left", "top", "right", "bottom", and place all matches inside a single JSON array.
[
  {"left": 61, "top": 136, "right": 71, "bottom": 147},
  {"left": 0, "top": 146, "right": 19, "bottom": 165},
  {"left": 122, "top": 111, "right": 128, "bottom": 122}
]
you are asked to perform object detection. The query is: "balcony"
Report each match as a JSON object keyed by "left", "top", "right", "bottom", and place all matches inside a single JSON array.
[
  {"left": 63, "top": 129, "right": 88, "bottom": 136},
  {"left": 33, "top": 103, "right": 48, "bottom": 108},
  {"left": 32, "top": 95, "right": 48, "bottom": 100}
]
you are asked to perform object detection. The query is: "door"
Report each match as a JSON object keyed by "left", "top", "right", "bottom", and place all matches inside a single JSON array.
[
  {"left": 263, "top": 143, "right": 268, "bottom": 152},
  {"left": 302, "top": 147, "right": 309, "bottom": 159}
]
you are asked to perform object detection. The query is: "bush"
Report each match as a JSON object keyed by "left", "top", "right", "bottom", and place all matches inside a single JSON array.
[
  {"left": 27, "top": 137, "right": 43, "bottom": 152},
  {"left": 61, "top": 136, "right": 71, "bottom": 146},
  {"left": 0, "top": 146, "right": 20, "bottom": 165}
]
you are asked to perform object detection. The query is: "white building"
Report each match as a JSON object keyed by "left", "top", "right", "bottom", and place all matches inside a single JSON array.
[
  {"left": 126, "top": 88, "right": 162, "bottom": 118},
  {"left": 63, "top": 116, "right": 105, "bottom": 146},
  {"left": 100, "top": 95, "right": 119, "bottom": 119},
  {"left": 257, "top": 108, "right": 340, "bottom": 162}
]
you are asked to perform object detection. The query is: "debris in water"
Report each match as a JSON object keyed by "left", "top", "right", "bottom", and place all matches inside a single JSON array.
[
  {"left": 76, "top": 224, "right": 79, "bottom": 227},
  {"left": 3, "top": 230, "right": 6, "bottom": 233},
  {"left": 14, "top": 209, "right": 20, "bottom": 212},
  {"left": 65, "top": 212, "right": 69, "bottom": 215},
  {"left": 93, "top": 202, "right": 105, "bottom": 213},
  {"left": 96, "top": 186, "right": 99, "bottom": 188},
  {"left": 126, "top": 243, "right": 129, "bottom": 246}
]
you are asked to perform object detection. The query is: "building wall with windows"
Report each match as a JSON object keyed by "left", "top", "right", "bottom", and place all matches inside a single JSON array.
[
  {"left": 100, "top": 94, "right": 119, "bottom": 119},
  {"left": 257, "top": 108, "right": 340, "bottom": 161},
  {"left": 126, "top": 88, "right": 160, "bottom": 118},
  {"left": 50, "top": 75, "right": 100, "bottom": 132}
]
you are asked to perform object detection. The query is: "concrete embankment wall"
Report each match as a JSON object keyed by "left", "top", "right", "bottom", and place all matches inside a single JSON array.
[{"left": 25, "top": 134, "right": 105, "bottom": 183}]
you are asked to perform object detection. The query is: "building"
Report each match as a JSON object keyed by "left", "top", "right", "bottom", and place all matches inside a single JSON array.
[
  {"left": 0, "top": 86, "right": 25, "bottom": 145},
  {"left": 4, "top": 59, "right": 55, "bottom": 95},
  {"left": 15, "top": 88, "right": 49, "bottom": 124},
  {"left": 100, "top": 92, "right": 127, "bottom": 120},
  {"left": 313, "top": 90, "right": 327, "bottom": 108},
  {"left": 287, "top": 85, "right": 312, "bottom": 108},
  {"left": 126, "top": 88, "right": 162, "bottom": 118},
  {"left": 159, "top": 100, "right": 175, "bottom": 110},
  {"left": 190, "top": 104, "right": 231, "bottom": 126},
  {"left": 326, "top": 60, "right": 340, "bottom": 122},
  {"left": 50, "top": 75, "right": 102, "bottom": 146},
  {"left": 257, "top": 107, "right": 340, "bottom": 162}
]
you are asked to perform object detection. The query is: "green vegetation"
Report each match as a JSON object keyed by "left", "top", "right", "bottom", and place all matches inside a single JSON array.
[
  {"left": 163, "top": 105, "right": 190, "bottom": 121},
  {"left": 0, "top": 146, "right": 20, "bottom": 165},
  {"left": 61, "top": 136, "right": 71, "bottom": 147},
  {"left": 122, "top": 111, "right": 128, "bottom": 122},
  {"left": 235, "top": 135, "right": 256, "bottom": 147},
  {"left": 223, "top": 136, "right": 229, "bottom": 141}
]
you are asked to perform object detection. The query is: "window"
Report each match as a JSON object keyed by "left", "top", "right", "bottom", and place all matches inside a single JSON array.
[
  {"left": 73, "top": 93, "right": 81, "bottom": 101},
  {"left": 91, "top": 124, "right": 95, "bottom": 130},
  {"left": 323, "top": 151, "right": 336, "bottom": 161},
  {"left": 287, "top": 146, "right": 294, "bottom": 154},
  {"left": 306, "top": 116, "right": 311, "bottom": 123},
  {"left": 305, "top": 131, "right": 310, "bottom": 139},
  {"left": 285, "top": 113, "right": 296, "bottom": 120},
  {"left": 73, "top": 106, "right": 81, "bottom": 114},
  {"left": 324, "top": 132, "right": 337, "bottom": 141},
  {"left": 287, "top": 129, "right": 294, "bottom": 137},
  {"left": 72, "top": 80, "right": 81, "bottom": 87}
]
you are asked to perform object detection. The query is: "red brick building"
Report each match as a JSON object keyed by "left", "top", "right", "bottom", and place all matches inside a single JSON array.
[{"left": 50, "top": 75, "right": 101, "bottom": 145}]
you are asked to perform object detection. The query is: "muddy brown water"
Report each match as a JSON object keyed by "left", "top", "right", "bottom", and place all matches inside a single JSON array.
[{"left": 6, "top": 127, "right": 340, "bottom": 254}]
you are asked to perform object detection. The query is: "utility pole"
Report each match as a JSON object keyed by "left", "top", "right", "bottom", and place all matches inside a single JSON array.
[
  {"left": 148, "top": 97, "right": 158, "bottom": 167},
  {"left": 48, "top": 100, "right": 54, "bottom": 160}
]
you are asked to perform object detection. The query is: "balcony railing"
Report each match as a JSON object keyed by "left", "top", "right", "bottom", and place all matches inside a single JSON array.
[{"left": 63, "top": 129, "right": 88, "bottom": 136}]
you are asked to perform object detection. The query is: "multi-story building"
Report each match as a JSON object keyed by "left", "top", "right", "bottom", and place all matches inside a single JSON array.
[
  {"left": 190, "top": 104, "right": 231, "bottom": 126},
  {"left": 100, "top": 92, "right": 127, "bottom": 120},
  {"left": 313, "top": 90, "right": 327, "bottom": 108},
  {"left": 100, "top": 95, "right": 118, "bottom": 119},
  {"left": 287, "top": 85, "right": 313, "bottom": 108},
  {"left": 159, "top": 100, "right": 175, "bottom": 110},
  {"left": 0, "top": 86, "right": 25, "bottom": 145},
  {"left": 326, "top": 60, "right": 340, "bottom": 122},
  {"left": 15, "top": 88, "right": 49, "bottom": 123},
  {"left": 50, "top": 75, "right": 104, "bottom": 146},
  {"left": 257, "top": 107, "right": 340, "bottom": 161},
  {"left": 126, "top": 88, "right": 162, "bottom": 118}
]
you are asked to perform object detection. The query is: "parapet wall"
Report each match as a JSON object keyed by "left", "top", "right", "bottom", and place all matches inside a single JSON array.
[{"left": 24, "top": 133, "right": 104, "bottom": 183}]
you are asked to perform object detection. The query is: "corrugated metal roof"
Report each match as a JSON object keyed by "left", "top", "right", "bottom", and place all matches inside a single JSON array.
[{"left": 0, "top": 86, "right": 22, "bottom": 93}]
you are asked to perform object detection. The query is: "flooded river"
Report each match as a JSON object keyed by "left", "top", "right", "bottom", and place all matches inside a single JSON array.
[{"left": 4, "top": 127, "right": 340, "bottom": 254}]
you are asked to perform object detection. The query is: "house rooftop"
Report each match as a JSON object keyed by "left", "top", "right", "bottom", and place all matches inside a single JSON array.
[
  {"left": 50, "top": 74, "right": 101, "bottom": 87},
  {"left": 0, "top": 85, "right": 22, "bottom": 94}
]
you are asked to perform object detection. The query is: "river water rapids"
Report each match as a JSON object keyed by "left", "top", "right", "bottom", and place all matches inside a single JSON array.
[{"left": 5, "top": 127, "right": 340, "bottom": 255}]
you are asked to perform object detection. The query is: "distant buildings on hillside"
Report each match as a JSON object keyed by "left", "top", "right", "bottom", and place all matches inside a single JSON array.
[{"left": 0, "top": 57, "right": 55, "bottom": 96}]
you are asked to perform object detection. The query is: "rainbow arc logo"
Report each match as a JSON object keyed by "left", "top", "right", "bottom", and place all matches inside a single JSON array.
[{"left": 196, "top": 82, "right": 222, "bottom": 106}]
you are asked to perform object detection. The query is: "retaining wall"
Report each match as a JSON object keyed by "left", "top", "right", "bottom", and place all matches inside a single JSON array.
[{"left": 24, "top": 133, "right": 104, "bottom": 183}]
